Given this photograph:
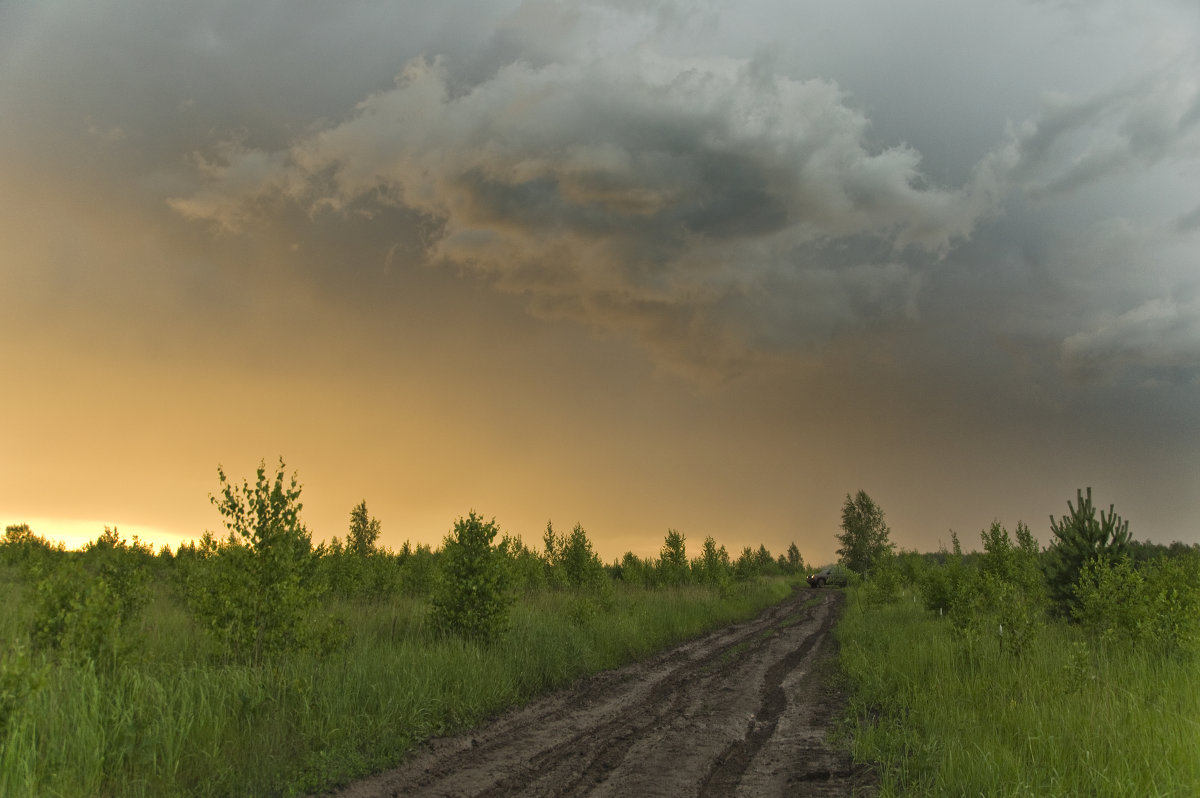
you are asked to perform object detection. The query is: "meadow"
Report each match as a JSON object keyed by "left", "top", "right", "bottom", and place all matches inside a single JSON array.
[
  {"left": 9, "top": 466, "right": 1197, "bottom": 798},
  {"left": 0, "top": 469, "right": 804, "bottom": 798},
  {"left": 836, "top": 530, "right": 1200, "bottom": 797}
]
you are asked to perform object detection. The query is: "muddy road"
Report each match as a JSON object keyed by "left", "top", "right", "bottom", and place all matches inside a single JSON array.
[{"left": 324, "top": 589, "right": 874, "bottom": 798}]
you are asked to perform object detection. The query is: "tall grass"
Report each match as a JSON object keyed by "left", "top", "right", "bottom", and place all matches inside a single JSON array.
[
  {"left": 837, "top": 587, "right": 1200, "bottom": 797},
  {"left": 1, "top": 575, "right": 794, "bottom": 797}
]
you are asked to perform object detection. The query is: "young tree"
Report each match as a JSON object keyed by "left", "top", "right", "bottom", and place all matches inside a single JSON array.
[
  {"left": 657, "top": 529, "right": 689, "bottom": 586},
  {"left": 784, "top": 542, "right": 805, "bottom": 574},
  {"left": 836, "top": 490, "right": 894, "bottom": 575},
  {"left": 186, "top": 459, "right": 320, "bottom": 664},
  {"left": 559, "top": 523, "right": 605, "bottom": 589},
  {"left": 693, "top": 536, "right": 731, "bottom": 586},
  {"left": 1044, "top": 487, "right": 1131, "bottom": 615},
  {"left": 347, "top": 501, "right": 382, "bottom": 557},
  {"left": 430, "top": 511, "right": 512, "bottom": 643}
]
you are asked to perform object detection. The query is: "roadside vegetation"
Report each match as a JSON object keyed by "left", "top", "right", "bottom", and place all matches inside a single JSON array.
[
  {"left": 833, "top": 489, "right": 1200, "bottom": 796},
  {"left": 0, "top": 459, "right": 808, "bottom": 798}
]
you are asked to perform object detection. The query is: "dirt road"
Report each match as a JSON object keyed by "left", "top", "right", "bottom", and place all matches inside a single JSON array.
[{"left": 324, "top": 588, "right": 874, "bottom": 798}]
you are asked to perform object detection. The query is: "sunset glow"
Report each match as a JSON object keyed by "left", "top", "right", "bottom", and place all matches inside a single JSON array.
[{"left": 4, "top": 1, "right": 1199, "bottom": 564}]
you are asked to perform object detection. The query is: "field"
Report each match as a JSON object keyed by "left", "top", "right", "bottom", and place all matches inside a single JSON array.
[
  {"left": 6, "top": 478, "right": 1199, "bottom": 797},
  {"left": 835, "top": 545, "right": 1200, "bottom": 797},
  {"left": 0, "top": 514, "right": 806, "bottom": 798}
]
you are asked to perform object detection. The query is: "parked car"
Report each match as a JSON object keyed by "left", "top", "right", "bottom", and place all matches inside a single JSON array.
[{"left": 807, "top": 565, "right": 849, "bottom": 588}]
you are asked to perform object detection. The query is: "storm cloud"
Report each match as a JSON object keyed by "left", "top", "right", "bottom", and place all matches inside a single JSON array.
[
  {"left": 168, "top": 23, "right": 998, "bottom": 375},
  {"left": 4, "top": 0, "right": 1200, "bottom": 555}
]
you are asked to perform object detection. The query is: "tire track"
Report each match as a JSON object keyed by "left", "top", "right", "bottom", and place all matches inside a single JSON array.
[{"left": 320, "top": 588, "right": 874, "bottom": 798}]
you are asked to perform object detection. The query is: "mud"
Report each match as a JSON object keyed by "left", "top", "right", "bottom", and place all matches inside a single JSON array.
[{"left": 321, "top": 589, "right": 875, "bottom": 798}]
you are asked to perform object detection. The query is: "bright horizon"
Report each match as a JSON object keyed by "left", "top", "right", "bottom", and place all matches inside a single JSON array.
[{"left": 4, "top": 1, "right": 1200, "bottom": 565}]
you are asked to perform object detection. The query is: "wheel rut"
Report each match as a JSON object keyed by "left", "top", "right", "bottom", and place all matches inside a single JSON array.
[{"left": 319, "top": 588, "right": 876, "bottom": 798}]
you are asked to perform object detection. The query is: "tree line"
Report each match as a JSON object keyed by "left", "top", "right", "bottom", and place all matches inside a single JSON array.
[
  {"left": 2, "top": 458, "right": 809, "bottom": 668},
  {"left": 831, "top": 487, "right": 1200, "bottom": 658}
]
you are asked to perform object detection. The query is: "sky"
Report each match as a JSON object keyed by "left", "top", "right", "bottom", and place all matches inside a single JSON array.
[{"left": 3, "top": 0, "right": 1199, "bottom": 564}]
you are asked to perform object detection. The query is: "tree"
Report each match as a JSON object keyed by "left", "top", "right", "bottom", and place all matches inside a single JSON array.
[
  {"left": 693, "top": 536, "right": 731, "bottom": 586},
  {"left": 185, "top": 459, "right": 320, "bottom": 664},
  {"left": 784, "top": 542, "right": 805, "bottom": 574},
  {"left": 430, "top": 511, "right": 512, "bottom": 643},
  {"left": 347, "top": 501, "right": 382, "bottom": 557},
  {"left": 836, "top": 490, "right": 894, "bottom": 575},
  {"left": 559, "top": 523, "right": 605, "bottom": 589},
  {"left": 657, "top": 529, "right": 689, "bottom": 586},
  {"left": 1044, "top": 487, "right": 1131, "bottom": 616}
]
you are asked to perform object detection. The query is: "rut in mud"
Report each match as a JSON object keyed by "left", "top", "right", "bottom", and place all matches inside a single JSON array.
[{"left": 321, "top": 588, "right": 875, "bottom": 798}]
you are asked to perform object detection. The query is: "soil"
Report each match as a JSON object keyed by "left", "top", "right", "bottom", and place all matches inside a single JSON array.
[{"left": 320, "top": 588, "right": 876, "bottom": 798}]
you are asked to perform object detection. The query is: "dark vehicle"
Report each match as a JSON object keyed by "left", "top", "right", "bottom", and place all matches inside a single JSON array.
[{"left": 807, "top": 565, "right": 849, "bottom": 588}]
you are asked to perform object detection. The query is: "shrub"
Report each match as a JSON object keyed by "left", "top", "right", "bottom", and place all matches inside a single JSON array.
[
  {"left": 430, "top": 512, "right": 513, "bottom": 643},
  {"left": 692, "top": 536, "right": 732, "bottom": 588},
  {"left": 734, "top": 546, "right": 758, "bottom": 582},
  {"left": 398, "top": 542, "right": 438, "bottom": 596},
  {"left": 918, "top": 532, "right": 967, "bottom": 615},
  {"left": 184, "top": 460, "right": 323, "bottom": 664},
  {"left": 1, "top": 524, "right": 65, "bottom": 573},
  {"left": 862, "top": 554, "right": 902, "bottom": 605},
  {"left": 498, "top": 533, "right": 547, "bottom": 593},
  {"left": 783, "top": 542, "right": 805, "bottom": 575},
  {"left": 1078, "top": 552, "right": 1200, "bottom": 658},
  {"left": 1139, "top": 553, "right": 1200, "bottom": 658},
  {"left": 1073, "top": 556, "right": 1145, "bottom": 645},
  {"left": 615, "top": 551, "right": 653, "bottom": 587},
  {"left": 28, "top": 527, "right": 150, "bottom": 668},
  {"left": 347, "top": 501, "right": 382, "bottom": 557},
  {"left": 656, "top": 529, "right": 689, "bottom": 586},
  {"left": 0, "top": 640, "right": 43, "bottom": 739},
  {"left": 556, "top": 524, "right": 607, "bottom": 590},
  {"left": 948, "top": 523, "right": 1046, "bottom": 659}
]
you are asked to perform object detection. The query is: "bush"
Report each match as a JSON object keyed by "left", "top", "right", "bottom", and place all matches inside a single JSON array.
[
  {"left": 862, "top": 555, "right": 902, "bottom": 605},
  {"left": 1075, "top": 552, "right": 1200, "bottom": 658},
  {"left": 184, "top": 460, "right": 324, "bottom": 664},
  {"left": 543, "top": 523, "right": 607, "bottom": 591},
  {"left": 0, "top": 640, "right": 43, "bottom": 740},
  {"left": 656, "top": 529, "right": 689, "bottom": 587},
  {"left": 692, "top": 536, "right": 732, "bottom": 588},
  {"left": 28, "top": 527, "right": 150, "bottom": 669},
  {"left": 430, "top": 512, "right": 513, "bottom": 643},
  {"left": 398, "top": 542, "right": 438, "bottom": 596},
  {"left": 1, "top": 524, "right": 65, "bottom": 573},
  {"left": 614, "top": 552, "right": 653, "bottom": 587},
  {"left": 1073, "top": 557, "right": 1145, "bottom": 644},
  {"left": 497, "top": 534, "right": 547, "bottom": 593},
  {"left": 1140, "top": 553, "right": 1200, "bottom": 658}
]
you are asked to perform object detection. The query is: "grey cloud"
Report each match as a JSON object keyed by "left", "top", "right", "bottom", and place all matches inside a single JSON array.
[
  {"left": 1006, "top": 63, "right": 1200, "bottom": 198},
  {"left": 170, "top": 45, "right": 993, "bottom": 375},
  {"left": 1063, "top": 298, "right": 1200, "bottom": 382}
]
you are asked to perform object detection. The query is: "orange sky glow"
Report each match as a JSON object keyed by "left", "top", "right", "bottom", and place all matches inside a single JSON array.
[{"left": 4, "top": 1, "right": 1200, "bottom": 565}]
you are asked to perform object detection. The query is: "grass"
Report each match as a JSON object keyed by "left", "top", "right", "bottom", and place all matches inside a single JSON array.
[
  {"left": 836, "top": 587, "right": 1200, "bottom": 797},
  {"left": 1, "top": 571, "right": 795, "bottom": 797}
]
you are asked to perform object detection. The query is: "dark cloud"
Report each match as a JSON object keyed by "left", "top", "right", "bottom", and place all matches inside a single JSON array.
[
  {"left": 169, "top": 44, "right": 994, "bottom": 377},
  {"left": 1063, "top": 298, "right": 1200, "bottom": 383},
  {"left": 5, "top": 0, "right": 1200, "bottom": 551}
]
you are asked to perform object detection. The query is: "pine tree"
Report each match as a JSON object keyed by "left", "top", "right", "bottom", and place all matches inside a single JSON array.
[{"left": 1044, "top": 487, "right": 1130, "bottom": 616}]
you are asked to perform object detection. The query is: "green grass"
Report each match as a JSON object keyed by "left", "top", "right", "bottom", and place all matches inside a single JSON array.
[
  {"left": 837, "top": 587, "right": 1200, "bottom": 797},
  {"left": 1, "top": 573, "right": 795, "bottom": 797}
]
